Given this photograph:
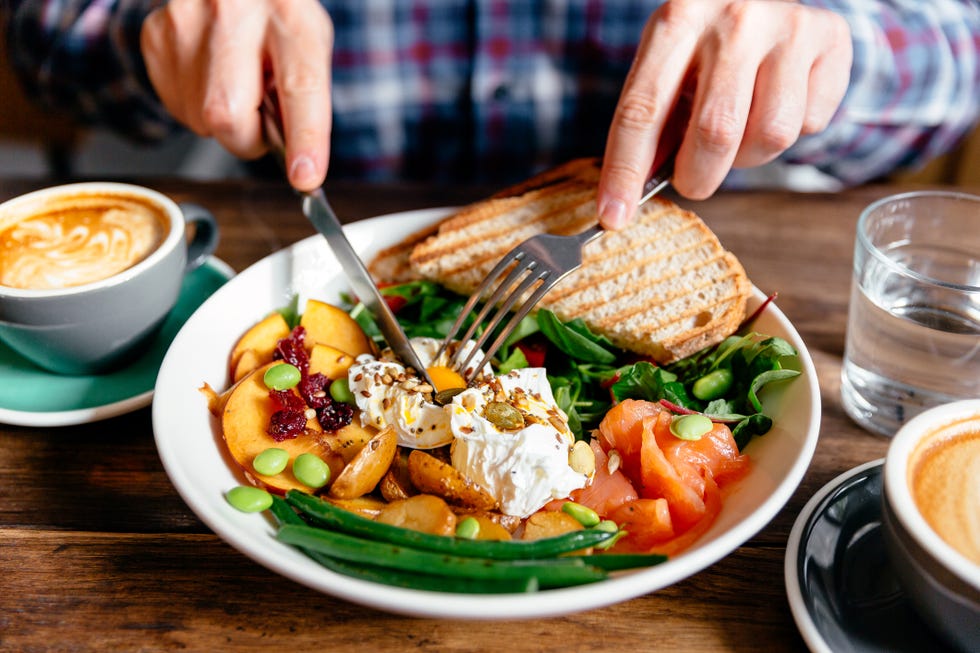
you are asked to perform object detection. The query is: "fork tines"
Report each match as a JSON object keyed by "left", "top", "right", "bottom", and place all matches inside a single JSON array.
[{"left": 438, "top": 251, "right": 556, "bottom": 384}]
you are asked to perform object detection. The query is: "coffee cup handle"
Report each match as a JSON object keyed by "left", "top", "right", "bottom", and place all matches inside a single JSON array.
[{"left": 178, "top": 203, "right": 220, "bottom": 273}]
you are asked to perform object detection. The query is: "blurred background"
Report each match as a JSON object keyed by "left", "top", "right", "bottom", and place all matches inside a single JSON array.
[
  {"left": 0, "top": 20, "right": 245, "bottom": 183},
  {"left": 1, "top": 23, "right": 977, "bottom": 186}
]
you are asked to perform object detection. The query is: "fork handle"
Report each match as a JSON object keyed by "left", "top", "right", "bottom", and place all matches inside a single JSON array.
[{"left": 639, "top": 155, "right": 675, "bottom": 206}]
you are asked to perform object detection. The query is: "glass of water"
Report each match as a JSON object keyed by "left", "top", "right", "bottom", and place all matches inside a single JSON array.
[{"left": 841, "top": 190, "right": 980, "bottom": 436}]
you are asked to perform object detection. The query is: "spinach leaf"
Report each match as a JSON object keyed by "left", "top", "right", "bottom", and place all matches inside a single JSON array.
[{"left": 610, "top": 362, "right": 695, "bottom": 408}]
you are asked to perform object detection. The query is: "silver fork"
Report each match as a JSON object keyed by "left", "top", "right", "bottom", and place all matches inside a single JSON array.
[{"left": 441, "top": 158, "right": 676, "bottom": 383}]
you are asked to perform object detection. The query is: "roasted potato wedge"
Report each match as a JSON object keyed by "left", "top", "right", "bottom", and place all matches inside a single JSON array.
[
  {"left": 521, "top": 510, "right": 583, "bottom": 541},
  {"left": 329, "top": 426, "right": 397, "bottom": 499},
  {"left": 379, "top": 448, "right": 416, "bottom": 502},
  {"left": 407, "top": 449, "right": 498, "bottom": 511},
  {"left": 456, "top": 510, "right": 522, "bottom": 534},
  {"left": 329, "top": 420, "right": 378, "bottom": 463},
  {"left": 375, "top": 494, "right": 456, "bottom": 536},
  {"left": 461, "top": 513, "right": 513, "bottom": 541},
  {"left": 325, "top": 495, "right": 388, "bottom": 519}
]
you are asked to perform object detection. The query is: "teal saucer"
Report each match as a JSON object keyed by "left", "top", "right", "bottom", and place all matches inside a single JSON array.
[{"left": 0, "top": 258, "right": 234, "bottom": 427}]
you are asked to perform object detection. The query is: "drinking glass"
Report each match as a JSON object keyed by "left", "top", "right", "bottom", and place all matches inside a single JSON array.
[{"left": 840, "top": 191, "right": 980, "bottom": 436}]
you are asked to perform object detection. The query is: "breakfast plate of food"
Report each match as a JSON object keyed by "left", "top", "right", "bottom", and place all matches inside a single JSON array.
[{"left": 153, "top": 160, "right": 820, "bottom": 618}]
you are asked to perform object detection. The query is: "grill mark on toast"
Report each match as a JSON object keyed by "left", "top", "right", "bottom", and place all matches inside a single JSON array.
[
  {"left": 546, "top": 223, "right": 715, "bottom": 304},
  {"left": 551, "top": 264, "right": 742, "bottom": 332},
  {"left": 411, "top": 189, "right": 596, "bottom": 279}
]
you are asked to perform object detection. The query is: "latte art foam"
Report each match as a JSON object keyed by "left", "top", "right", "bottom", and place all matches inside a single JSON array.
[
  {"left": 0, "top": 195, "right": 168, "bottom": 290},
  {"left": 910, "top": 419, "right": 980, "bottom": 566}
]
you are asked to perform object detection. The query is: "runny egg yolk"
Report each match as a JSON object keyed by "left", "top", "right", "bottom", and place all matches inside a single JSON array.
[{"left": 426, "top": 365, "right": 467, "bottom": 393}]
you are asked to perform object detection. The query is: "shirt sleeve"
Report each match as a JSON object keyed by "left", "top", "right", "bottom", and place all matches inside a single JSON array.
[
  {"left": 5, "top": 0, "right": 177, "bottom": 142},
  {"left": 787, "top": 0, "right": 980, "bottom": 185}
]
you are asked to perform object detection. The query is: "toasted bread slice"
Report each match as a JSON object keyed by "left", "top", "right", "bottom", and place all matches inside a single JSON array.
[{"left": 372, "top": 158, "right": 752, "bottom": 363}]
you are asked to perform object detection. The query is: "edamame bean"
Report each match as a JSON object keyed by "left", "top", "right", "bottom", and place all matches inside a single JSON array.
[
  {"left": 594, "top": 520, "right": 618, "bottom": 534},
  {"left": 670, "top": 414, "right": 713, "bottom": 441},
  {"left": 253, "top": 447, "right": 289, "bottom": 476},
  {"left": 329, "top": 378, "right": 355, "bottom": 405},
  {"left": 293, "top": 453, "right": 331, "bottom": 489},
  {"left": 226, "top": 485, "right": 273, "bottom": 513},
  {"left": 562, "top": 501, "right": 601, "bottom": 528},
  {"left": 591, "top": 520, "right": 627, "bottom": 550},
  {"left": 455, "top": 516, "right": 480, "bottom": 539},
  {"left": 692, "top": 368, "right": 733, "bottom": 400},
  {"left": 264, "top": 363, "right": 302, "bottom": 391}
]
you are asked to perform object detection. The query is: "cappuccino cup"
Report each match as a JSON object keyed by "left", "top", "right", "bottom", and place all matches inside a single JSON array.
[
  {"left": 882, "top": 399, "right": 980, "bottom": 652},
  {"left": 0, "top": 182, "right": 219, "bottom": 375}
]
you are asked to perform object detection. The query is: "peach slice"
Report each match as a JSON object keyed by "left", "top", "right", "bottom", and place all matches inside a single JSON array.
[
  {"left": 229, "top": 312, "right": 291, "bottom": 380},
  {"left": 299, "top": 299, "right": 374, "bottom": 357},
  {"left": 221, "top": 363, "right": 345, "bottom": 494},
  {"left": 308, "top": 343, "right": 356, "bottom": 380}
]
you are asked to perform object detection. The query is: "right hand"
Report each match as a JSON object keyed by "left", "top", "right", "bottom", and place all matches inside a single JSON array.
[{"left": 140, "top": 0, "right": 333, "bottom": 191}]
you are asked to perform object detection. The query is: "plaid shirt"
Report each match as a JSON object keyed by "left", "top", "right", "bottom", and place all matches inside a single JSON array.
[{"left": 6, "top": 0, "right": 980, "bottom": 186}]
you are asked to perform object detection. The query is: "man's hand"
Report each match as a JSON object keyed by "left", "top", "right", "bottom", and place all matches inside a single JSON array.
[
  {"left": 141, "top": 0, "right": 333, "bottom": 191},
  {"left": 598, "top": 0, "right": 852, "bottom": 228}
]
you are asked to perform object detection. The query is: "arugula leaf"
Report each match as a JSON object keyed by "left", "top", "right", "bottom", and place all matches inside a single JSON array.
[
  {"left": 747, "top": 368, "right": 801, "bottom": 413},
  {"left": 732, "top": 414, "right": 773, "bottom": 451},
  {"left": 536, "top": 309, "right": 617, "bottom": 364},
  {"left": 497, "top": 347, "right": 529, "bottom": 375}
]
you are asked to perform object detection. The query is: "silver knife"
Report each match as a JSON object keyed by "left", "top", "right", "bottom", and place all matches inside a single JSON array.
[
  {"left": 301, "top": 189, "right": 433, "bottom": 384},
  {"left": 259, "top": 90, "right": 433, "bottom": 386}
]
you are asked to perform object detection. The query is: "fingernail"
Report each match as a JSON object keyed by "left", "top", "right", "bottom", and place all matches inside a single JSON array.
[
  {"left": 289, "top": 155, "right": 317, "bottom": 189},
  {"left": 598, "top": 197, "right": 629, "bottom": 230}
]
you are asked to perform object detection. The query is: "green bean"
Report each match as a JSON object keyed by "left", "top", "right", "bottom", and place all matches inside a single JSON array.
[
  {"left": 329, "top": 378, "right": 355, "bottom": 405},
  {"left": 576, "top": 553, "right": 668, "bottom": 571},
  {"left": 592, "top": 520, "right": 624, "bottom": 550},
  {"left": 308, "top": 553, "right": 539, "bottom": 594},
  {"left": 253, "top": 447, "right": 289, "bottom": 476},
  {"left": 226, "top": 486, "right": 273, "bottom": 513},
  {"left": 276, "top": 524, "right": 607, "bottom": 588},
  {"left": 269, "top": 494, "right": 306, "bottom": 526},
  {"left": 285, "top": 490, "right": 614, "bottom": 559},
  {"left": 293, "top": 453, "right": 331, "bottom": 489},
  {"left": 692, "top": 368, "right": 733, "bottom": 400},
  {"left": 263, "top": 363, "right": 302, "bottom": 391},
  {"left": 268, "top": 497, "right": 534, "bottom": 593}
]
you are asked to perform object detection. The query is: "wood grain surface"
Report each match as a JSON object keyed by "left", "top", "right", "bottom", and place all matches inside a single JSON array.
[{"left": 1, "top": 178, "right": 970, "bottom": 652}]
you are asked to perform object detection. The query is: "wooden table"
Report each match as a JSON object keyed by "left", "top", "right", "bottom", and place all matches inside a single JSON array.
[{"left": 1, "top": 178, "right": 964, "bottom": 652}]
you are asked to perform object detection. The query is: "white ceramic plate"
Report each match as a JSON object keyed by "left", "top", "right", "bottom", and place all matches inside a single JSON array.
[{"left": 153, "top": 207, "right": 821, "bottom": 619}]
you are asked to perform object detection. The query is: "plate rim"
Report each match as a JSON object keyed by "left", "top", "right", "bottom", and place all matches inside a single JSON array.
[
  {"left": 784, "top": 458, "right": 886, "bottom": 653},
  {"left": 153, "top": 207, "right": 821, "bottom": 619},
  {"left": 0, "top": 257, "right": 235, "bottom": 427}
]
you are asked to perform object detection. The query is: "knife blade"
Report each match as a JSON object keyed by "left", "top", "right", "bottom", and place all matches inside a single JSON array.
[
  {"left": 300, "top": 189, "right": 433, "bottom": 384},
  {"left": 258, "top": 88, "right": 432, "bottom": 386}
]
